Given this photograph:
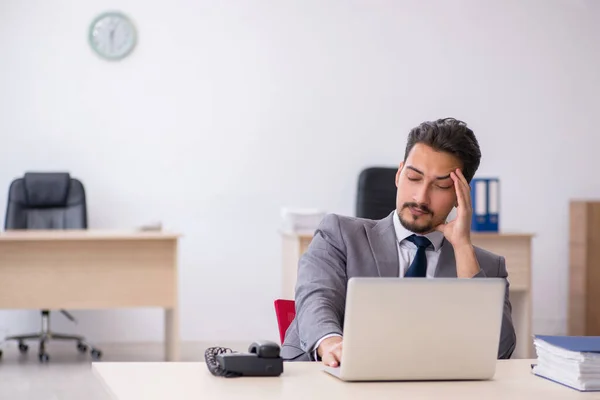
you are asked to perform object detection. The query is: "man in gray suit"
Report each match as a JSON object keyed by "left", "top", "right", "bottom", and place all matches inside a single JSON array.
[{"left": 281, "top": 118, "right": 516, "bottom": 365}]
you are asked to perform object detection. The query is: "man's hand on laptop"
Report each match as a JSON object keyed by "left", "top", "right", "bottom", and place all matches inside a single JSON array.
[{"left": 318, "top": 336, "right": 343, "bottom": 367}]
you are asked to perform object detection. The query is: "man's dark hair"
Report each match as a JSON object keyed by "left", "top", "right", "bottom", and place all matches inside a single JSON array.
[{"left": 404, "top": 117, "right": 481, "bottom": 183}]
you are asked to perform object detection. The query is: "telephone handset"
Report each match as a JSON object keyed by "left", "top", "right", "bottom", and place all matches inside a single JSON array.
[{"left": 205, "top": 340, "right": 284, "bottom": 377}]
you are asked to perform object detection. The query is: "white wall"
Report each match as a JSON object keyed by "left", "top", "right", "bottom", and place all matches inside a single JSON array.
[{"left": 0, "top": 0, "right": 599, "bottom": 344}]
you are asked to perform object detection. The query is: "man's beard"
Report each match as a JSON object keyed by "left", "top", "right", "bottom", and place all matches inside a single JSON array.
[{"left": 398, "top": 202, "right": 434, "bottom": 234}]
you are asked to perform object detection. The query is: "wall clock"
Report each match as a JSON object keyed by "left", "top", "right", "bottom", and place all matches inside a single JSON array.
[{"left": 89, "top": 11, "right": 137, "bottom": 61}]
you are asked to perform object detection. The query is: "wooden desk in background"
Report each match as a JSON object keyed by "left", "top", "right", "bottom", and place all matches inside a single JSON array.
[
  {"left": 282, "top": 231, "right": 534, "bottom": 359},
  {"left": 0, "top": 230, "right": 180, "bottom": 361},
  {"left": 92, "top": 360, "right": 595, "bottom": 400}
]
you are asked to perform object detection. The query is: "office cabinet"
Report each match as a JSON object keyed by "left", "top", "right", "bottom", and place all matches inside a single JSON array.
[{"left": 569, "top": 201, "right": 600, "bottom": 336}]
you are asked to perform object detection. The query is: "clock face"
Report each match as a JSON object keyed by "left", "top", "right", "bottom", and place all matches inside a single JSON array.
[{"left": 89, "top": 12, "right": 137, "bottom": 61}]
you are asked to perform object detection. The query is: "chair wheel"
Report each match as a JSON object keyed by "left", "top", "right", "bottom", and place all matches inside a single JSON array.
[
  {"left": 91, "top": 349, "right": 102, "bottom": 360},
  {"left": 18, "top": 343, "right": 29, "bottom": 353},
  {"left": 39, "top": 353, "right": 50, "bottom": 363},
  {"left": 77, "top": 343, "right": 88, "bottom": 353}
]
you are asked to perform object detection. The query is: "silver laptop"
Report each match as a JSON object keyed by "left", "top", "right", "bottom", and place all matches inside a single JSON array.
[{"left": 324, "top": 277, "right": 506, "bottom": 381}]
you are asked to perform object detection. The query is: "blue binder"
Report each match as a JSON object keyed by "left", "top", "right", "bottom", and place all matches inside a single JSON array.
[
  {"left": 535, "top": 335, "right": 600, "bottom": 353},
  {"left": 470, "top": 178, "right": 499, "bottom": 232}
]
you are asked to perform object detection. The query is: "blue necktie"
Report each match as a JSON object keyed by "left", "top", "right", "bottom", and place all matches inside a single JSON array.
[{"left": 404, "top": 235, "right": 432, "bottom": 278}]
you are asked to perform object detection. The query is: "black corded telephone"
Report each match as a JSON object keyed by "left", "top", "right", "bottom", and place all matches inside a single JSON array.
[{"left": 205, "top": 340, "right": 284, "bottom": 377}]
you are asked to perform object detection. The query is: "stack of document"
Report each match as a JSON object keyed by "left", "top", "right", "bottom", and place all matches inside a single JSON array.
[
  {"left": 532, "top": 335, "right": 600, "bottom": 391},
  {"left": 280, "top": 208, "right": 325, "bottom": 234}
]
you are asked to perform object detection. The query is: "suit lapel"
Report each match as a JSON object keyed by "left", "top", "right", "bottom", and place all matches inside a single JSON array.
[
  {"left": 434, "top": 240, "right": 457, "bottom": 277},
  {"left": 365, "top": 212, "right": 399, "bottom": 277}
]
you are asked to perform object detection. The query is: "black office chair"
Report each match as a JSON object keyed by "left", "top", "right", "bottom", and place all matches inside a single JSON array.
[
  {"left": 355, "top": 167, "right": 398, "bottom": 220},
  {"left": 3, "top": 172, "right": 101, "bottom": 362}
]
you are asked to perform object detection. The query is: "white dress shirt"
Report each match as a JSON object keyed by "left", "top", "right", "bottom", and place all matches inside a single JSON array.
[
  {"left": 312, "top": 210, "right": 445, "bottom": 359},
  {"left": 392, "top": 210, "right": 445, "bottom": 278}
]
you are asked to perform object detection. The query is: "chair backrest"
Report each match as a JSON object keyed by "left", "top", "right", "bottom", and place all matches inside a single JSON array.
[
  {"left": 274, "top": 299, "right": 296, "bottom": 344},
  {"left": 5, "top": 172, "right": 87, "bottom": 230},
  {"left": 355, "top": 167, "right": 398, "bottom": 220}
]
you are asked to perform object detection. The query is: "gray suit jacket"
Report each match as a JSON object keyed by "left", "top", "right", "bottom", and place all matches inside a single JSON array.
[{"left": 280, "top": 212, "right": 517, "bottom": 361}]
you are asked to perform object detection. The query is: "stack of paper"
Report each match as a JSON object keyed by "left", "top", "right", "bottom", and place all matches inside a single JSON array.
[
  {"left": 532, "top": 335, "right": 600, "bottom": 391},
  {"left": 280, "top": 208, "right": 325, "bottom": 234}
]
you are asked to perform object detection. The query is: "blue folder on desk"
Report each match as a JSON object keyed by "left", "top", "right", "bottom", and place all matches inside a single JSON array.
[
  {"left": 536, "top": 335, "right": 600, "bottom": 353},
  {"left": 532, "top": 335, "right": 600, "bottom": 391}
]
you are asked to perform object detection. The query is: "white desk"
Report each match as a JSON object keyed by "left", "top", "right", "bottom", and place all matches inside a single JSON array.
[{"left": 93, "top": 360, "right": 597, "bottom": 400}]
